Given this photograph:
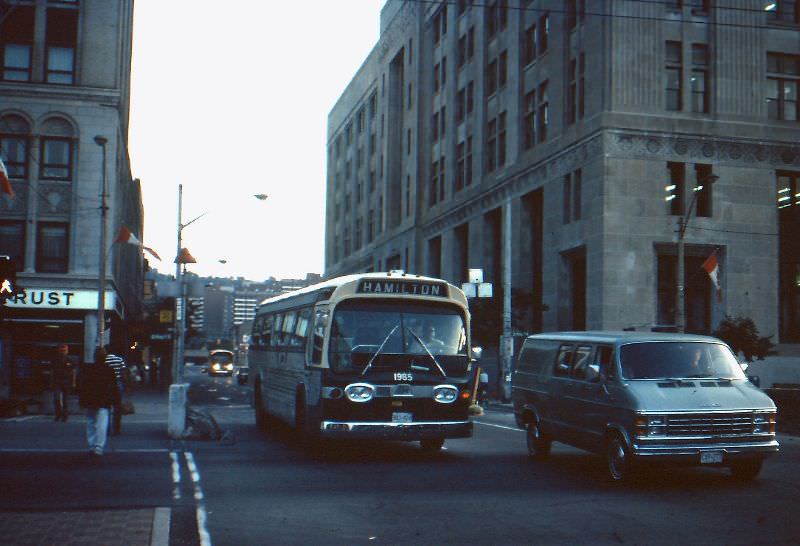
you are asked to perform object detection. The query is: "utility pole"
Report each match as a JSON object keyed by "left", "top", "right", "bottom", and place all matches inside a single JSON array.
[
  {"left": 500, "top": 201, "right": 513, "bottom": 402},
  {"left": 94, "top": 136, "right": 108, "bottom": 354},
  {"left": 673, "top": 174, "right": 718, "bottom": 333}
]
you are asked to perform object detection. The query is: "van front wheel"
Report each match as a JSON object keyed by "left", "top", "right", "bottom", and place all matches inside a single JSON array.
[
  {"left": 526, "top": 421, "right": 551, "bottom": 459},
  {"left": 606, "top": 434, "right": 634, "bottom": 482}
]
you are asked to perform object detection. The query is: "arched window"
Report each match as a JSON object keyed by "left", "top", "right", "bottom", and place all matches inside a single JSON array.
[
  {"left": 40, "top": 117, "right": 75, "bottom": 181},
  {"left": 0, "top": 114, "right": 31, "bottom": 179}
]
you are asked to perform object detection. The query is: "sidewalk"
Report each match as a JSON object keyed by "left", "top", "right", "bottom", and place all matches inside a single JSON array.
[{"left": 0, "top": 384, "right": 172, "bottom": 546}]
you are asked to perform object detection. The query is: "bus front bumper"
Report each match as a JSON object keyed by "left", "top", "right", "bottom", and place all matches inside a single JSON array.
[{"left": 320, "top": 420, "right": 473, "bottom": 440}]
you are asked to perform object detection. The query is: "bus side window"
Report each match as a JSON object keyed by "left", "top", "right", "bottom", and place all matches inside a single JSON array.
[
  {"left": 271, "top": 314, "right": 284, "bottom": 347},
  {"left": 251, "top": 316, "right": 262, "bottom": 347},
  {"left": 262, "top": 314, "right": 273, "bottom": 347},
  {"left": 294, "top": 308, "right": 311, "bottom": 348},
  {"left": 309, "top": 306, "right": 328, "bottom": 365}
]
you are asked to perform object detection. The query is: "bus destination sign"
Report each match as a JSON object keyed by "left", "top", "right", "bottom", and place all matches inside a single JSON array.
[{"left": 357, "top": 279, "right": 448, "bottom": 297}]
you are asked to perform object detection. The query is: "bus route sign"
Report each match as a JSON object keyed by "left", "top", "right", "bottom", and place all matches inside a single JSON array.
[{"left": 356, "top": 279, "right": 448, "bottom": 297}]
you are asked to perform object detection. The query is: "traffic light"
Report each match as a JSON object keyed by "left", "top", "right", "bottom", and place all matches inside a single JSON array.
[{"left": 0, "top": 255, "right": 19, "bottom": 304}]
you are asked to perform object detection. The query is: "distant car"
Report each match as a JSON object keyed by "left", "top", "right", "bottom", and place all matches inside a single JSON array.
[
  {"left": 235, "top": 366, "right": 249, "bottom": 385},
  {"left": 208, "top": 349, "right": 235, "bottom": 377}
]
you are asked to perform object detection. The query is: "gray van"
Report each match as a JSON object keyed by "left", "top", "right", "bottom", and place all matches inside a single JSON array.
[{"left": 512, "top": 331, "right": 779, "bottom": 482}]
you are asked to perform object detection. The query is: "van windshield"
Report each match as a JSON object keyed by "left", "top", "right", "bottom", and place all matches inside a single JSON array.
[{"left": 619, "top": 342, "right": 746, "bottom": 380}]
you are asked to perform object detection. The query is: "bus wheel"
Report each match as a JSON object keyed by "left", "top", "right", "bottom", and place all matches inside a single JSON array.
[
  {"left": 420, "top": 438, "right": 445, "bottom": 451},
  {"left": 254, "top": 382, "right": 268, "bottom": 433}
]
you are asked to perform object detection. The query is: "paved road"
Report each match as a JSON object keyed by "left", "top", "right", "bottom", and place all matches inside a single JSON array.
[{"left": 3, "top": 366, "right": 800, "bottom": 545}]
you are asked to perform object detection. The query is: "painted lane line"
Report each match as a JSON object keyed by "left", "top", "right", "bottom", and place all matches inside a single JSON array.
[
  {"left": 170, "top": 451, "right": 182, "bottom": 500},
  {"left": 474, "top": 421, "right": 524, "bottom": 432},
  {"left": 184, "top": 451, "right": 212, "bottom": 546}
]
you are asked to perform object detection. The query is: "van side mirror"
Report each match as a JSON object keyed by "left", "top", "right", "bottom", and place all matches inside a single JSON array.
[{"left": 471, "top": 346, "right": 483, "bottom": 360}]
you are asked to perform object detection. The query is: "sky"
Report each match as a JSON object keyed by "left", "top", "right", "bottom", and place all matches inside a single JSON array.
[{"left": 128, "top": 0, "right": 386, "bottom": 282}]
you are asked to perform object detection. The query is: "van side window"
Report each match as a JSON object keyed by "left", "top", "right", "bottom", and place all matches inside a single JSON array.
[
  {"left": 554, "top": 344, "right": 574, "bottom": 377},
  {"left": 571, "top": 345, "right": 593, "bottom": 380},
  {"left": 589, "top": 345, "right": 615, "bottom": 381}
]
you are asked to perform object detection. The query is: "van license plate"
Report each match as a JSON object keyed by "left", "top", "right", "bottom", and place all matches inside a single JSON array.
[
  {"left": 700, "top": 451, "right": 723, "bottom": 464},
  {"left": 392, "top": 412, "right": 413, "bottom": 423}
]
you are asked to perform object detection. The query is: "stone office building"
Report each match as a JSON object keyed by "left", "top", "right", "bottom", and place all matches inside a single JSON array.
[
  {"left": 324, "top": 0, "right": 800, "bottom": 342},
  {"left": 0, "top": 0, "right": 142, "bottom": 399}
]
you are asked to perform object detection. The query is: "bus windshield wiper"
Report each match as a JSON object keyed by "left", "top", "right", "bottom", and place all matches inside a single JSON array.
[
  {"left": 406, "top": 327, "right": 447, "bottom": 378},
  {"left": 361, "top": 325, "right": 399, "bottom": 376}
]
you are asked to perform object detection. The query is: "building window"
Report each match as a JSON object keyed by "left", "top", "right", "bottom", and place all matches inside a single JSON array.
[
  {"left": 433, "top": 5, "right": 447, "bottom": 45},
  {"left": 691, "top": 44, "right": 709, "bottom": 113},
  {"left": 369, "top": 170, "right": 376, "bottom": 193},
  {"left": 574, "top": 169, "right": 582, "bottom": 220},
  {"left": 523, "top": 23, "right": 536, "bottom": 66},
  {"left": 694, "top": 163, "right": 713, "bottom": 218},
  {"left": 41, "top": 138, "right": 72, "bottom": 180},
  {"left": 0, "top": 135, "right": 29, "bottom": 179},
  {"left": 46, "top": 8, "right": 78, "bottom": 85},
  {"left": 487, "top": 113, "right": 505, "bottom": 173},
  {"left": 458, "top": 0, "right": 472, "bottom": 16},
  {"left": 666, "top": 162, "right": 685, "bottom": 216},
  {"left": 355, "top": 219, "right": 362, "bottom": 249},
  {"left": 666, "top": 41, "right": 683, "bottom": 111},
  {"left": 433, "top": 62, "right": 440, "bottom": 93},
  {"left": 438, "top": 157, "right": 446, "bottom": 202},
  {"left": 523, "top": 90, "right": 536, "bottom": 150},
  {"left": 0, "top": 221, "right": 25, "bottom": 269},
  {"left": 441, "top": 56, "right": 447, "bottom": 88},
  {"left": 440, "top": 106, "right": 446, "bottom": 140},
  {"left": 456, "top": 87, "right": 465, "bottom": 124},
  {"left": 567, "top": 58, "right": 577, "bottom": 125},
  {"left": 563, "top": 174, "right": 572, "bottom": 224},
  {"left": 466, "top": 81, "right": 474, "bottom": 114},
  {"left": 430, "top": 160, "right": 439, "bottom": 205},
  {"left": 344, "top": 227, "right": 351, "bottom": 256},
  {"left": 368, "top": 209, "right": 375, "bottom": 242},
  {"left": 1, "top": 7, "right": 35, "bottom": 82},
  {"left": 691, "top": 0, "right": 710, "bottom": 15},
  {"left": 36, "top": 222, "right": 68, "bottom": 273},
  {"left": 406, "top": 176, "right": 411, "bottom": 217},
  {"left": 767, "top": 52, "right": 799, "bottom": 121},
  {"left": 357, "top": 108, "right": 365, "bottom": 134},
  {"left": 767, "top": 1, "right": 800, "bottom": 23},
  {"left": 486, "top": 58, "right": 497, "bottom": 96},
  {"left": 578, "top": 52, "right": 586, "bottom": 119},
  {"left": 537, "top": 13, "right": 549, "bottom": 54},
  {"left": 369, "top": 91, "right": 377, "bottom": 118},
  {"left": 467, "top": 27, "right": 474, "bottom": 61},
  {"left": 486, "top": 0, "right": 508, "bottom": 39},
  {"left": 457, "top": 34, "right": 466, "bottom": 68},
  {"left": 777, "top": 171, "right": 800, "bottom": 209},
  {"left": 537, "top": 81, "right": 549, "bottom": 143},
  {"left": 499, "top": 50, "right": 507, "bottom": 89},
  {"left": 432, "top": 112, "right": 439, "bottom": 141}
]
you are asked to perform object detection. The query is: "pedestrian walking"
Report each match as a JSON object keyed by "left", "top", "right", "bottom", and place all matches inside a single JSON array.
[
  {"left": 51, "top": 344, "right": 74, "bottom": 422},
  {"left": 78, "top": 347, "right": 118, "bottom": 456},
  {"left": 105, "top": 350, "right": 127, "bottom": 435}
]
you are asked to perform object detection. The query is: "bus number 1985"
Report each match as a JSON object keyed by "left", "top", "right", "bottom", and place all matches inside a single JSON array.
[{"left": 393, "top": 372, "right": 414, "bottom": 382}]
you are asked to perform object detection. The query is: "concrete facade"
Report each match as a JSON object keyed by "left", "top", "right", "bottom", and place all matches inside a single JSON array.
[
  {"left": 0, "top": 0, "right": 142, "bottom": 384},
  {"left": 325, "top": 0, "right": 800, "bottom": 341}
]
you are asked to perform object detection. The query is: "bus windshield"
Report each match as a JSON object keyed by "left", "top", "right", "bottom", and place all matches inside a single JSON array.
[
  {"left": 619, "top": 342, "right": 746, "bottom": 380},
  {"left": 328, "top": 299, "right": 468, "bottom": 375}
]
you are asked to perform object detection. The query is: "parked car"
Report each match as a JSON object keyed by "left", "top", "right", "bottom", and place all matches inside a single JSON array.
[
  {"left": 512, "top": 331, "right": 779, "bottom": 482},
  {"left": 235, "top": 365, "right": 249, "bottom": 385}
]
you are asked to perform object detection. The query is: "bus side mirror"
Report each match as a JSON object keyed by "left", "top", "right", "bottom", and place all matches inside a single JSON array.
[{"left": 471, "top": 346, "right": 483, "bottom": 360}]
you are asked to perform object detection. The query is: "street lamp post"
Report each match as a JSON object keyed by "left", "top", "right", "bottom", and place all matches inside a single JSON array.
[
  {"left": 673, "top": 174, "right": 718, "bottom": 333},
  {"left": 94, "top": 135, "right": 108, "bottom": 354}
]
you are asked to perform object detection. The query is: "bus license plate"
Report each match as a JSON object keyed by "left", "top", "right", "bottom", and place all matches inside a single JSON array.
[
  {"left": 700, "top": 451, "right": 723, "bottom": 464},
  {"left": 392, "top": 412, "right": 413, "bottom": 423}
]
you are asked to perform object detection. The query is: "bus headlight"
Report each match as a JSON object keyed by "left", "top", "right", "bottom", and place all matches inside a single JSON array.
[
  {"left": 433, "top": 385, "right": 458, "bottom": 404},
  {"left": 345, "top": 383, "right": 375, "bottom": 403}
]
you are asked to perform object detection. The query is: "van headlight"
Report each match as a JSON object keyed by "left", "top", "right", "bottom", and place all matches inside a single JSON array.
[
  {"left": 433, "top": 385, "right": 458, "bottom": 404},
  {"left": 635, "top": 415, "right": 668, "bottom": 437},
  {"left": 345, "top": 383, "right": 375, "bottom": 403},
  {"left": 753, "top": 412, "right": 776, "bottom": 434}
]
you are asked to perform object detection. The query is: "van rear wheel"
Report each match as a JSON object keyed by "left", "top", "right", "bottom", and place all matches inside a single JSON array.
[
  {"left": 606, "top": 434, "right": 634, "bottom": 482},
  {"left": 526, "top": 421, "right": 551, "bottom": 459}
]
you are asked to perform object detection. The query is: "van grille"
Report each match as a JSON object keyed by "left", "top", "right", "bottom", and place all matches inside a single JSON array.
[{"left": 667, "top": 413, "right": 753, "bottom": 437}]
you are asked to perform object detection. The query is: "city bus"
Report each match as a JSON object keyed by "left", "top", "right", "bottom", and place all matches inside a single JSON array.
[{"left": 249, "top": 271, "right": 479, "bottom": 451}]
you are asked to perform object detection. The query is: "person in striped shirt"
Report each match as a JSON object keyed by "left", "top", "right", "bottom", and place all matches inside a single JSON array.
[{"left": 105, "top": 350, "right": 126, "bottom": 435}]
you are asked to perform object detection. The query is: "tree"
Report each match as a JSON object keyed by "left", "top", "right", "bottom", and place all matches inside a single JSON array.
[{"left": 712, "top": 315, "right": 776, "bottom": 362}]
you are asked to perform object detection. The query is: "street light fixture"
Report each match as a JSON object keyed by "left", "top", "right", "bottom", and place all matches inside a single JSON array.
[
  {"left": 673, "top": 173, "right": 719, "bottom": 333},
  {"left": 94, "top": 135, "right": 108, "bottom": 354}
]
